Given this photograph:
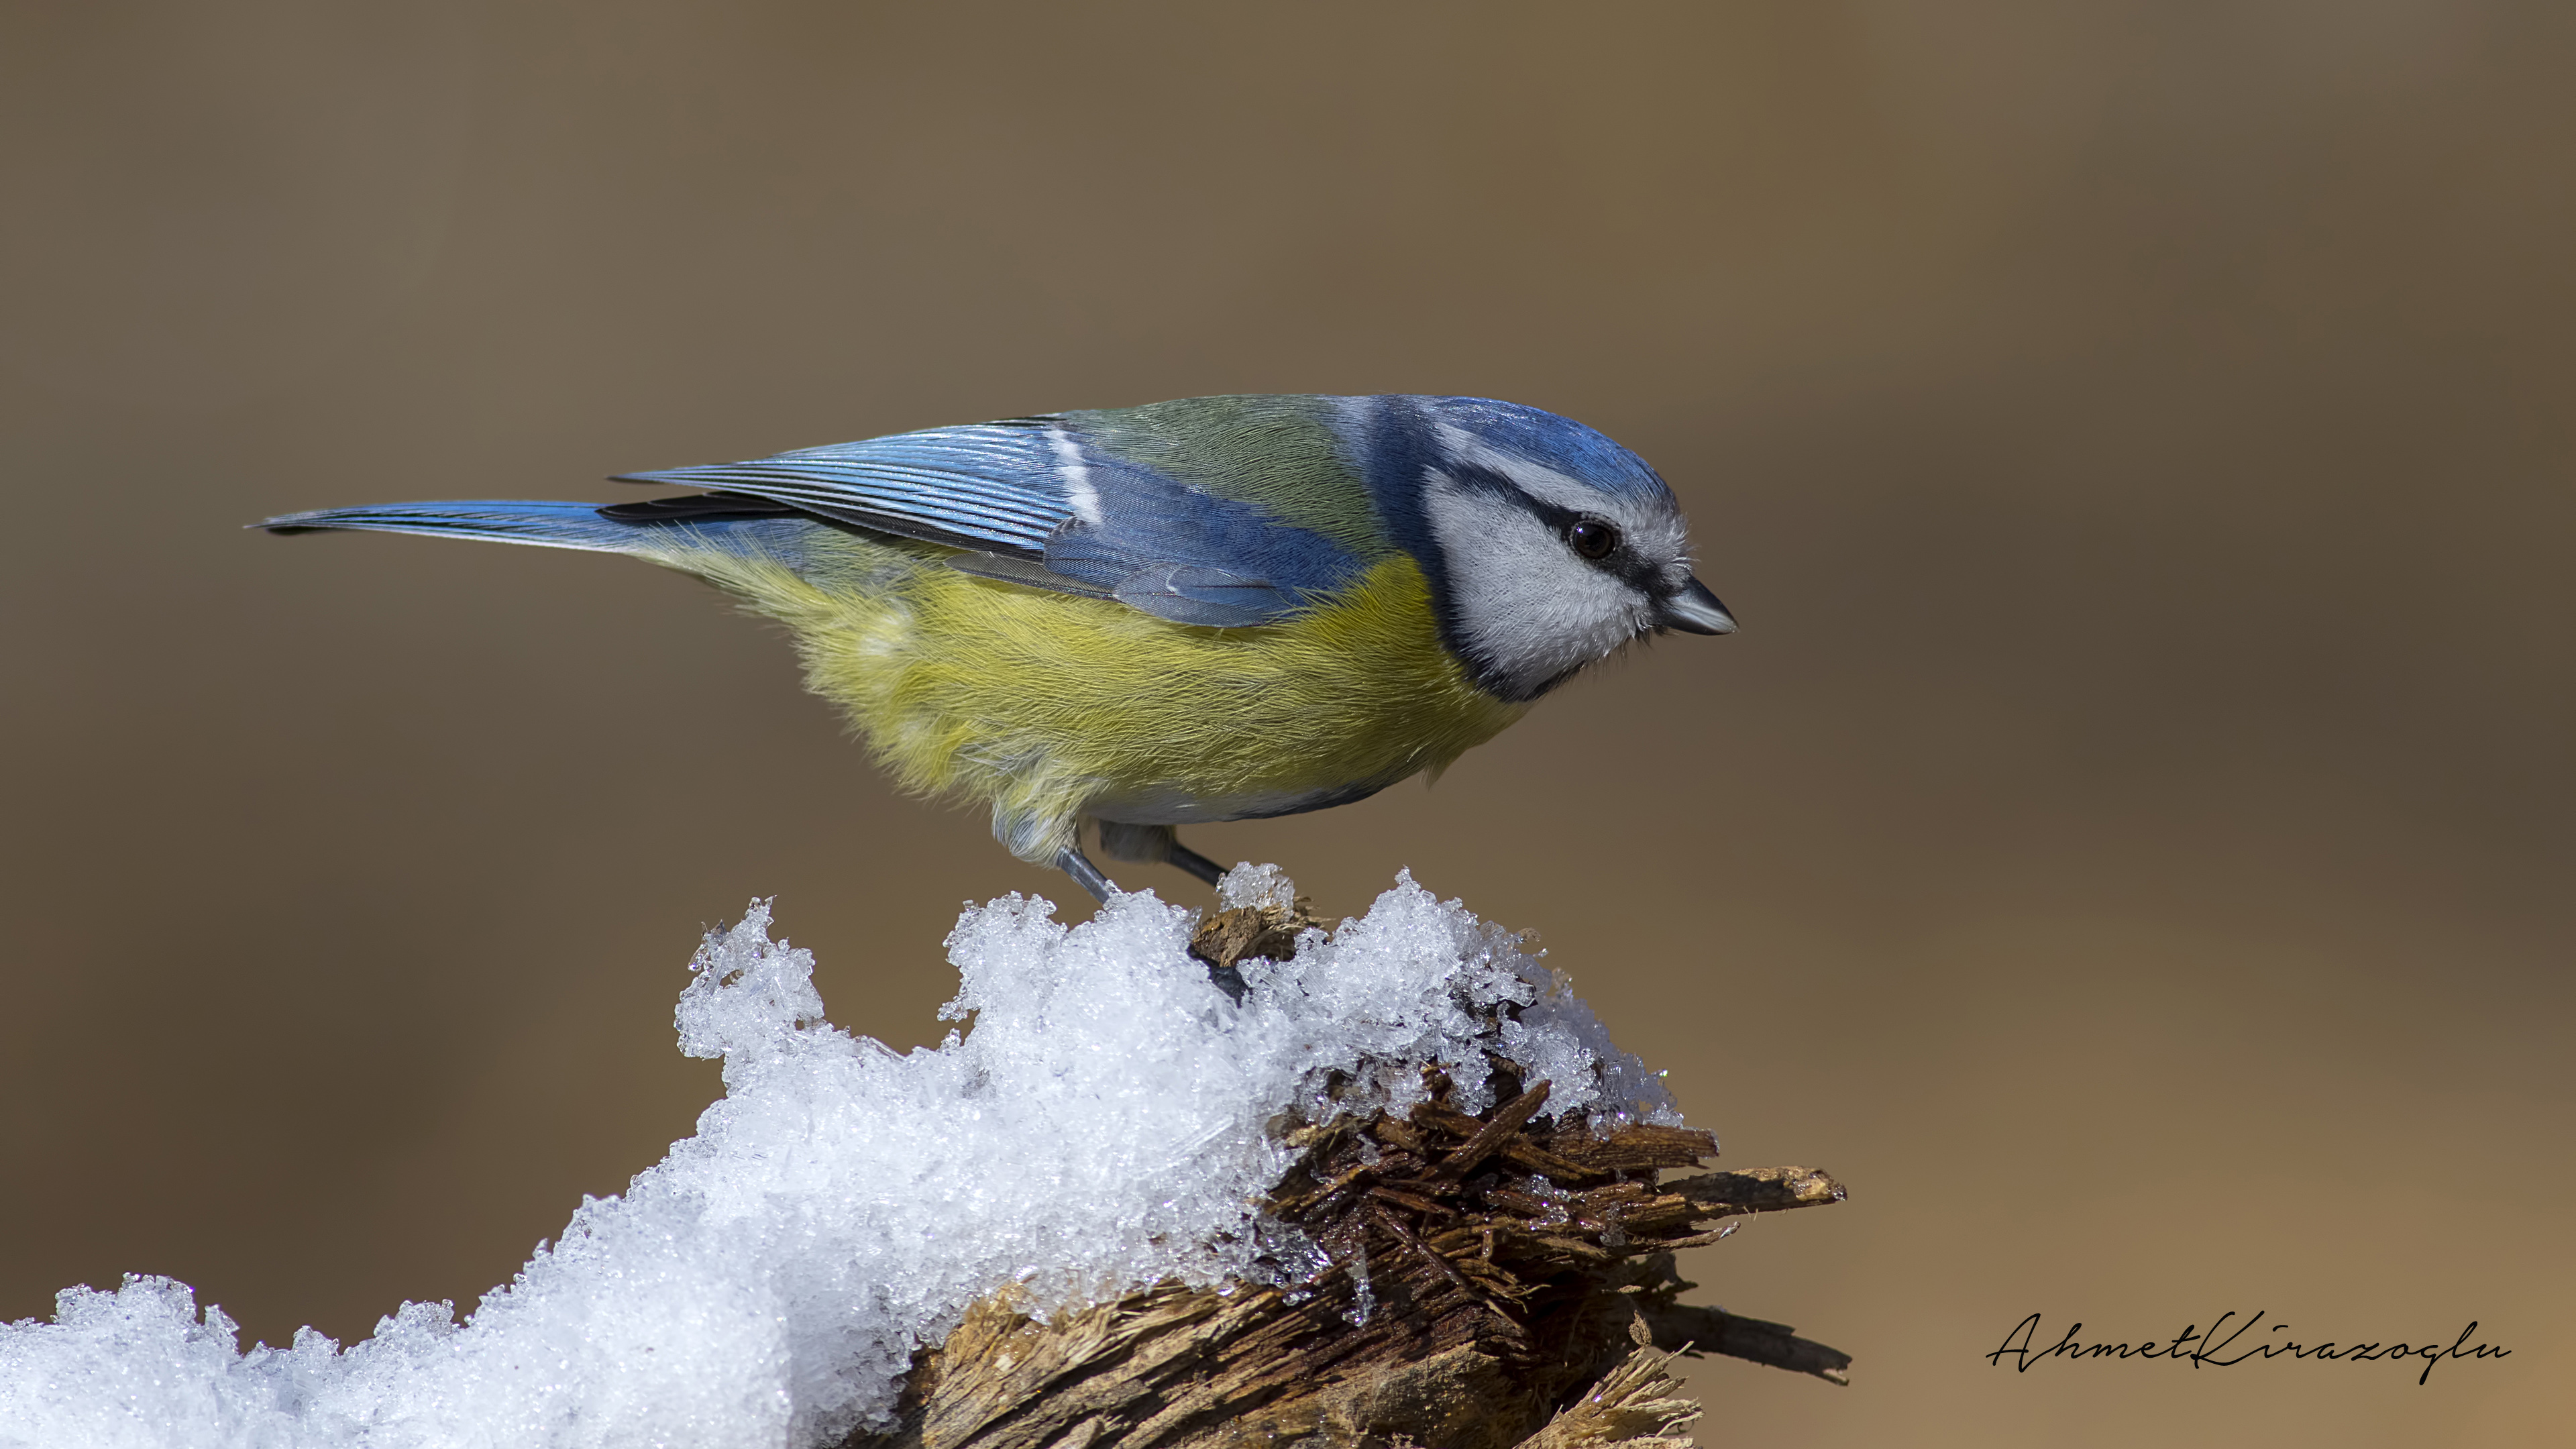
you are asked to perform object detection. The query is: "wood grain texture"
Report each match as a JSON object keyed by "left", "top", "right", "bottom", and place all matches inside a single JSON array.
[{"left": 839, "top": 902, "right": 1849, "bottom": 1449}]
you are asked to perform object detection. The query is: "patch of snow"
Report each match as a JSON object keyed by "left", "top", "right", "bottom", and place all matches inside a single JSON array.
[{"left": 0, "top": 869, "right": 1682, "bottom": 1448}]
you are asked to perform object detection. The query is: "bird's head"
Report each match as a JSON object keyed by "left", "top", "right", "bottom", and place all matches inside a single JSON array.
[{"left": 1399, "top": 397, "right": 1733, "bottom": 703}]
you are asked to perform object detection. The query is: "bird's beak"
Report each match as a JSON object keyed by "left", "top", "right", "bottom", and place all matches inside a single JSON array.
[{"left": 1659, "top": 576, "right": 1737, "bottom": 635}]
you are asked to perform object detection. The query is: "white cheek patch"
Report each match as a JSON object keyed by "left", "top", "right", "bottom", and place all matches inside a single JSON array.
[
  {"left": 1422, "top": 478, "right": 1657, "bottom": 698},
  {"left": 1048, "top": 424, "right": 1103, "bottom": 527}
]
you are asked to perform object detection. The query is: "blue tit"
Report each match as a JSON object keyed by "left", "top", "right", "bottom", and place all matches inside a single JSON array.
[{"left": 261, "top": 394, "right": 1735, "bottom": 900}]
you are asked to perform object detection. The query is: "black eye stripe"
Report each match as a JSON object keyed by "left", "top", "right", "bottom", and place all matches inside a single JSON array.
[{"left": 1441, "top": 463, "right": 1654, "bottom": 581}]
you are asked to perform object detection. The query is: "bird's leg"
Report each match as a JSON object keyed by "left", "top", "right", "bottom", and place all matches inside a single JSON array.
[
  {"left": 1096, "top": 819, "right": 1226, "bottom": 888},
  {"left": 1055, "top": 847, "right": 1118, "bottom": 904},
  {"left": 1166, "top": 839, "right": 1226, "bottom": 886}
]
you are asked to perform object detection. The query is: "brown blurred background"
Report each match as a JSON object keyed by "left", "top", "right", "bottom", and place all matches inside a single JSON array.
[{"left": 3, "top": 3, "right": 2568, "bottom": 1443}]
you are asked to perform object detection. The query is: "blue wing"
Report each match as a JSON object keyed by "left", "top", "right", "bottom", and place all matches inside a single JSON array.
[
  {"left": 1036, "top": 453, "right": 1366, "bottom": 627},
  {"left": 618, "top": 414, "right": 1373, "bottom": 627},
  {"left": 610, "top": 422, "right": 1072, "bottom": 557}
]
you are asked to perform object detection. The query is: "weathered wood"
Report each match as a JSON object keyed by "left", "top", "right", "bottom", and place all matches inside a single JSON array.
[
  {"left": 1666, "top": 1168, "right": 1847, "bottom": 1218},
  {"left": 837, "top": 899, "right": 1850, "bottom": 1449},
  {"left": 1428, "top": 1081, "right": 1554, "bottom": 1181}
]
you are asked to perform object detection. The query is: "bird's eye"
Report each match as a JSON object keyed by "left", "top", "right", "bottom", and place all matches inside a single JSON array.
[{"left": 1565, "top": 519, "right": 1621, "bottom": 561}]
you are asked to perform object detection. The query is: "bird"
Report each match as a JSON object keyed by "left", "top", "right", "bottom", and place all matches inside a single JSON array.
[{"left": 260, "top": 394, "right": 1735, "bottom": 902}]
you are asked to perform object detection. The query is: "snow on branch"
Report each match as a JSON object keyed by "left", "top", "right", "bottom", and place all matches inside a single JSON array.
[{"left": 0, "top": 868, "right": 1847, "bottom": 1449}]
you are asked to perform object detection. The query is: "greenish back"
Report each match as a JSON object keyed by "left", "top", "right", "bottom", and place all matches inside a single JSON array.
[{"left": 1067, "top": 395, "right": 1391, "bottom": 559}]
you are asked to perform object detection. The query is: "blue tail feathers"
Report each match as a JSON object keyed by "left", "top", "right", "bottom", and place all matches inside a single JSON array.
[{"left": 256, "top": 500, "right": 644, "bottom": 552}]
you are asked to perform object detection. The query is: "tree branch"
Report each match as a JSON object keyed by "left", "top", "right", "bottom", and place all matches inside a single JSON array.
[{"left": 837, "top": 901, "right": 1852, "bottom": 1449}]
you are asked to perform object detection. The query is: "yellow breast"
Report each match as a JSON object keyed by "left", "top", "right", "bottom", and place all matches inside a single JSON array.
[{"left": 649, "top": 531, "right": 1525, "bottom": 863}]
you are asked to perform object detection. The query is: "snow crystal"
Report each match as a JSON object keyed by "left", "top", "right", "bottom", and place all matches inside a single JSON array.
[{"left": 0, "top": 869, "right": 1683, "bottom": 1449}]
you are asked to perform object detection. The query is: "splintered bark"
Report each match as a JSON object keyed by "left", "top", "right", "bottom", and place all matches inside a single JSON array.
[{"left": 840, "top": 902, "right": 1850, "bottom": 1449}]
